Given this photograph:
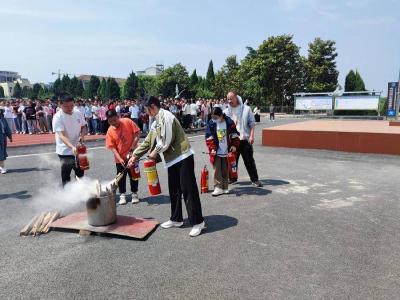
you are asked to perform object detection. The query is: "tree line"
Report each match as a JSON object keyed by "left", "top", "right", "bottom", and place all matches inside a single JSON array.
[{"left": 6, "top": 34, "right": 367, "bottom": 109}]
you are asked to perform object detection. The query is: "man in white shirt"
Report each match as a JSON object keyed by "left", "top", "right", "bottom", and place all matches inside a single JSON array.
[
  {"left": 53, "top": 94, "right": 87, "bottom": 186},
  {"left": 190, "top": 100, "right": 198, "bottom": 128},
  {"left": 91, "top": 101, "right": 100, "bottom": 134},
  {"left": 129, "top": 100, "right": 140, "bottom": 125}
]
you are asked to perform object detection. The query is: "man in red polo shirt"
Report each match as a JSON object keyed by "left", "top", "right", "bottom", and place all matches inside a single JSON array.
[{"left": 106, "top": 109, "right": 141, "bottom": 205}]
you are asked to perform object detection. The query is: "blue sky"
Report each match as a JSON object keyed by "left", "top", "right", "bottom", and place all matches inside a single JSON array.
[{"left": 0, "top": 0, "right": 399, "bottom": 94}]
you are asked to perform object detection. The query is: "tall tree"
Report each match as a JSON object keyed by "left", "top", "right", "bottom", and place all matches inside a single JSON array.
[
  {"left": 107, "top": 78, "right": 120, "bottom": 100},
  {"left": 60, "top": 75, "right": 71, "bottom": 94},
  {"left": 137, "top": 75, "right": 159, "bottom": 97},
  {"left": 344, "top": 70, "right": 357, "bottom": 92},
  {"left": 246, "top": 35, "right": 305, "bottom": 107},
  {"left": 13, "top": 82, "right": 22, "bottom": 98},
  {"left": 206, "top": 60, "right": 215, "bottom": 90},
  {"left": 190, "top": 69, "right": 199, "bottom": 87},
  {"left": 123, "top": 71, "right": 138, "bottom": 99},
  {"left": 354, "top": 70, "right": 366, "bottom": 91},
  {"left": 32, "top": 83, "right": 43, "bottom": 99},
  {"left": 0, "top": 86, "right": 4, "bottom": 98},
  {"left": 157, "top": 63, "right": 190, "bottom": 97},
  {"left": 52, "top": 78, "right": 62, "bottom": 97},
  {"left": 214, "top": 55, "right": 240, "bottom": 98},
  {"left": 98, "top": 78, "right": 107, "bottom": 99},
  {"left": 69, "top": 76, "right": 84, "bottom": 97},
  {"left": 305, "top": 38, "right": 339, "bottom": 92},
  {"left": 88, "top": 75, "right": 100, "bottom": 98}
]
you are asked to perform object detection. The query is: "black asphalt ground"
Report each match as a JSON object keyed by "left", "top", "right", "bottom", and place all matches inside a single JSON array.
[{"left": 1, "top": 117, "right": 399, "bottom": 299}]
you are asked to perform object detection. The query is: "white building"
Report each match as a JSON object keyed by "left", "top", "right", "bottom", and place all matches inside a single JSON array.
[
  {"left": 0, "top": 78, "right": 32, "bottom": 98},
  {"left": 137, "top": 64, "right": 164, "bottom": 76}
]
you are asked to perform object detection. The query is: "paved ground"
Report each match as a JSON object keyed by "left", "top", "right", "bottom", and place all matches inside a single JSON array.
[{"left": 1, "top": 117, "right": 400, "bottom": 299}]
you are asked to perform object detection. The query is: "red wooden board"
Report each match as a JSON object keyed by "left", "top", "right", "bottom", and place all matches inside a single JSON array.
[{"left": 50, "top": 212, "right": 159, "bottom": 240}]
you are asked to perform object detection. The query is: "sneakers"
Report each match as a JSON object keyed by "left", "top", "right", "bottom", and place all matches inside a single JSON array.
[
  {"left": 212, "top": 187, "right": 223, "bottom": 197},
  {"left": 252, "top": 181, "right": 264, "bottom": 187},
  {"left": 189, "top": 221, "right": 206, "bottom": 237},
  {"left": 118, "top": 193, "right": 127, "bottom": 205},
  {"left": 161, "top": 220, "right": 184, "bottom": 229},
  {"left": 223, "top": 189, "right": 229, "bottom": 194},
  {"left": 131, "top": 193, "right": 140, "bottom": 204},
  {"left": 0, "top": 167, "right": 7, "bottom": 174}
]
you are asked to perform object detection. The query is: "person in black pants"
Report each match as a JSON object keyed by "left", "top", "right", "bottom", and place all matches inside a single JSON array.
[
  {"left": 59, "top": 155, "right": 84, "bottom": 186},
  {"left": 224, "top": 91, "right": 263, "bottom": 187},
  {"left": 128, "top": 96, "right": 205, "bottom": 237},
  {"left": 52, "top": 94, "right": 87, "bottom": 186}
]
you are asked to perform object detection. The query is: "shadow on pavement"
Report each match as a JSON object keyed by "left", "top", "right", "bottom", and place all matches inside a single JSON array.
[
  {"left": 203, "top": 215, "right": 238, "bottom": 234},
  {"left": 0, "top": 190, "right": 32, "bottom": 201},
  {"left": 231, "top": 187, "right": 272, "bottom": 196},
  {"left": 7, "top": 167, "right": 51, "bottom": 174},
  {"left": 144, "top": 195, "right": 170, "bottom": 206},
  {"left": 235, "top": 179, "right": 290, "bottom": 186}
]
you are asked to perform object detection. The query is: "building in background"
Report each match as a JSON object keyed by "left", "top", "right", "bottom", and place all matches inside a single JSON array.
[
  {"left": 137, "top": 64, "right": 164, "bottom": 76},
  {"left": 0, "top": 71, "right": 32, "bottom": 98}
]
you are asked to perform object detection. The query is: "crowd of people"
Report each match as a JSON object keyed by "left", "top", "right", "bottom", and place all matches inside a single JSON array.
[{"left": 0, "top": 96, "right": 263, "bottom": 137}]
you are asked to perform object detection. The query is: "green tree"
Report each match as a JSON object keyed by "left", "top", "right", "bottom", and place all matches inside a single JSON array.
[
  {"left": 22, "top": 86, "right": 30, "bottom": 98},
  {"left": 137, "top": 75, "right": 159, "bottom": 97},
  {"left": 98, "top": 78, "right": 107, "bottom": 99},
  {"left": 214, "top": 55, "right": 240, "bottom": 98},
  {"left": 60, "top": 75, "right": 71, "bottom": 94},
  {"left": 305, "top": 37, "right": 338, "bottom": 92},
  {"left": 251, "top": 35, "right": 305, "bottom": 107},
  {"left": 38, "top": 86, "right": 54, "bottom": 99},
  {"left": 354, "top": 70, "right": 366, "bottom": 91},
  {"left": 0, "top": 86, "right": 4, "bottom": 98},
  {"left": 206, "top": 60, "right": 215, "bottom": 90},
  {"left": 31, "top": 83, "right": 43, "bottom": 99},
  {"left": 14, "top": 82, "right": 22, "bottom": 98},
  {"left": 123, "top": 71, "right": 138, "bottom": 99},
  {"left": 70, "top": 76, "right": 84, "bottom": 97},
  {"left": 52, "top": 78, "right": 62, "bottom": 97},
  {"left": 157, "top": 63, "right": 190, "bottom": 97},
  {"left": 344, "top": 70, "right": 357, "bottom": 92},
  {"left": 190, "top": 69, "right": 199, "bottom": 87},
  {"left": 106, "top": 78, "right": 120, "bottom": 100},
  {"left": 87, "top": 75, "right": 100, "bottom": 98}
]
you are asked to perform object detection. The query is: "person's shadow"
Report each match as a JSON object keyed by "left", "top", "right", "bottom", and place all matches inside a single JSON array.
[
  {"left": 143, "top": 195, "right": 171, "bottom": 206},
  {"left": 6, "top": 167, "right": 50, "bottom": 174},
  {"left": 235, "top": 179, "right": 290, "bottom": 186},
  {"left": 202, "top": 215, "right": 238, "bottom": 234},
  {"left": 0, "top": 190, "right": 32, "bottom": 201}
]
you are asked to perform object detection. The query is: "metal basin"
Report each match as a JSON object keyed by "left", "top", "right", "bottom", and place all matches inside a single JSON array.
[{"left": 86, "top": 192, "right": 116, "bottom": 226}]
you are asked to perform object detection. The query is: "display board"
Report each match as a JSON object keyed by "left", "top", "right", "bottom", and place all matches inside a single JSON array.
[
  {"left": 334, "top": 95, "right": 379, "bottom": 110},
  {"left": 295, "top": 97, "right": 332, "bottom": 110},
  {"left": 387, "top": 82, "right": 399, "bottom": 116}
]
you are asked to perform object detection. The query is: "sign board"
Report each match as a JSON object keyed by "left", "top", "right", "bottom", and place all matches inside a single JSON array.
[
  {"left": 335, "top": 95, "right": 379, "bottom": 110},
  {"left": 295, "top": 96, "right": 332, "bottom": 110},
  {"left": 387, "top": 82, "right": 399, "bottom": 115}
]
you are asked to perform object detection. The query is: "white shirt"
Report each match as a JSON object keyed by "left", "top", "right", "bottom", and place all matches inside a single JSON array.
[
  {"left": 91, "top": 105, "right": 99, "bottom": 119},
  {"left": 4, "top": 107, "right": 14, "bottom": 119},
  {"left": 129, "top": 105, "right": 140, "bottom": 119},
  {"left": 190, "top": 103, "right": 198, "bottom": 116},
  {"left": 183, "top": 104, "right": 191, "bottom": 115},
  {"left": 216, "top": 120, "right": 228, "bottom": 156},
  {"left": 53, "top": 109, "right": 86, "bottom": 155}
]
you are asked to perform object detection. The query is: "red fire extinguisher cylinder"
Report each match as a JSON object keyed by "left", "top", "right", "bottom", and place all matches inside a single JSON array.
[
  {"left": 201, "top": 165, "right": 209, "bottom": 193},
  {"left": 144, "top": 159, "right": 161, "bottom": 196},
  {"left": 227, "top": 152, "right": 237, "bottom": 181},
  {"left": 76, "top": 143, "right": 90, "bottom": 171}
]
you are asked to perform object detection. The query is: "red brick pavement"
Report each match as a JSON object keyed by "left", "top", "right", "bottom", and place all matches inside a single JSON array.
[{"left": 9, "top": 133, "right": 105, "bottom": 147}]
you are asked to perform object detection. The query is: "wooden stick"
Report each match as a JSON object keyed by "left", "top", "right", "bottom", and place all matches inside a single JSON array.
[
  {"left": 42, "top": 211, "right": 60, "bottom": 234},
  {"left": 20, "top": 214, "right": 40, "bottom": 236},
  {"left": 38, "top": 211, "right": 55, "bottom": 233},
  {"left": 30, "top": 213, "right": 45, "bottom": 236}
]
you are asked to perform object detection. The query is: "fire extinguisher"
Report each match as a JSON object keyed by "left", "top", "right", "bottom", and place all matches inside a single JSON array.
[
  {"left": 76, "top": 142, "right": 90, "bottom": 171},
  {"left": 143, "top": 159, "right": 161, "bottom": 196},
  {"left": 200, "top": 165, "right": 209, "bottom": 193},
  {"left": 127, "top": 153, "right": 140, "bottom": 180},
  {"left": 227, "top": 152, "right": 238, "bottom": 181}
]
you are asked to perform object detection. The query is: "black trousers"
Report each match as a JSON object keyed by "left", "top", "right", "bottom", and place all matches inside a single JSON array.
[
  {"left": 116, "top": 163, "right": 138, "bottom": 194},
  {"left": 167, "top": 155, "right": 204, "bottom": 225},
  {"left": 236, "top": 140, "right": 259, "bottom": 183},
  {"left": 270, "top": 113, "right": 275, "bottom": 120},
  {"left": 58, "top": 155, "right": 84, "bottom": 186}
]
